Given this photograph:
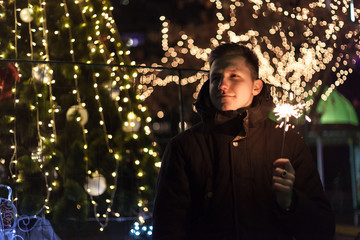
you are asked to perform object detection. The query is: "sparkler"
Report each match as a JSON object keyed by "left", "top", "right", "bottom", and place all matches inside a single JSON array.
[{"left": 273, "top": 94, "right": 311, "bottom": 157}]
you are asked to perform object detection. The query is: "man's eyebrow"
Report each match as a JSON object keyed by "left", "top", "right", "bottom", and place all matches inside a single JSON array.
[{"left": 227, "top": 66, "right": 243, "bottom": 71}]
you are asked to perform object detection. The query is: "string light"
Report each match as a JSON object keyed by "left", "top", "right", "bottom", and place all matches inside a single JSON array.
[{"left": 12, "top": 0, "right": 56, "bottom": 216}]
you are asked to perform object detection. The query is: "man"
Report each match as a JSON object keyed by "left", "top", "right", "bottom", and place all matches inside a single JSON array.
[{"left": 153, "top": 43, "right": 335, "bottom": 239}]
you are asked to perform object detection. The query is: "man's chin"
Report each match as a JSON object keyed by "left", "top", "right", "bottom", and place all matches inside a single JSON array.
[{"left": 217, "top": 104, "right": 236, "bottom": 112}]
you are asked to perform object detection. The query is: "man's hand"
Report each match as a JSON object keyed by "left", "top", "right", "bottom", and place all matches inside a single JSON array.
[{"left": 273, "top": 158, "right": 295, "bottom": 210}]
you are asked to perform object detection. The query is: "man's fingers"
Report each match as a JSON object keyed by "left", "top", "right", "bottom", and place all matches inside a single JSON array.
[
  {"left": 274, "top": 167, "right": 295, "bottom": 180},
  {"left": 273, "top": 175, "right": 293, "bottom": 193},
  {"left": 273, "top": 158, "right": 295, "bottom": 174},
  {"left": 273, "top": 175, "right": 293, "bottom": 185}
]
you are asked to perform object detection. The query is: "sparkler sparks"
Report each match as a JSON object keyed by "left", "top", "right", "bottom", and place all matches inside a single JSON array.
[{"left": 274, "top": 102, "right": 306, "bottom": 131}]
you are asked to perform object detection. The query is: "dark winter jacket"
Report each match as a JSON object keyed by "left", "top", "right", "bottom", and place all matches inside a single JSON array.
[{"left": 153, "top": 81, "right": 335, "bottom": 240}]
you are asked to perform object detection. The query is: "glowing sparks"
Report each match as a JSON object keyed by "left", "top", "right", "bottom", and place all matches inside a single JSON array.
[
  {"left": 274, "top": 102, "right": 304, "bottom": 122},
  {"left": 273, "top": 101, "right": 310, "bottom": 131}
]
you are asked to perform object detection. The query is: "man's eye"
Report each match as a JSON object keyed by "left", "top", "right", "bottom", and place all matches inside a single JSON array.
[{"left": 230, "top": 74, "right": 239, "bottom": 78}]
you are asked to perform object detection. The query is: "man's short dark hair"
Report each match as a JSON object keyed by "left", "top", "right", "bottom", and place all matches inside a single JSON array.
[{"left": 209, "top": 43, "right": 259, "bottom": 80}]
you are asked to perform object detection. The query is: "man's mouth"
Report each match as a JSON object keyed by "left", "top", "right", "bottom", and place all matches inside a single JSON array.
[{"left": 218, "top": 94, "right": 232, "bottom": 98}]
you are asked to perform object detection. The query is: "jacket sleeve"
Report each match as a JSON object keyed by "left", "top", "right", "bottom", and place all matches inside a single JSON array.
[
  {"left": 276, "top": 135, "right": 335, "bottom": 240},
  {"left": 152, "top": 137, "right": 191, "bottom": 240}
]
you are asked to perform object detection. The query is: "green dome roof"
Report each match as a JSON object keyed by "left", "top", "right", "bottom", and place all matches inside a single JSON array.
[{"left": 316, "top": 88, "right": 359, "bottom": 126}]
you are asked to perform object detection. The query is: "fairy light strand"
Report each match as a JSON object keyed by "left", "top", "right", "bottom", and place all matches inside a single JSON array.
[
  {"left": 61, "top": 1, "right": 90, "bottom": 158},
  {"left": 27, "top": 2, "right": 34, "bottom": 60},
  {"left": 61, "top": 0, "right": 76, "bottom": 62},
  {"left": 36, "top": 0, "right": 56, "bottom": 214},
  {"left": 13, "top": 1, "right": 18, "bottom": 59},
  {"left": 39, "top": 0, "right": 57, "bottom": 143},
  {"left": 9, "top": 0, "right": 19, "bottom": 182},
  {"left": 92, "top": 73, "right": 112, "bottom": 153},
  {"left": 9, "top": 64, "right": 19, "bottom": 182}
]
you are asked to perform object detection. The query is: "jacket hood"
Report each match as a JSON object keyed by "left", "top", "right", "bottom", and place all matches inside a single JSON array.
[{"left": 194, "top": 80, "right": 274, "bottom": 126}]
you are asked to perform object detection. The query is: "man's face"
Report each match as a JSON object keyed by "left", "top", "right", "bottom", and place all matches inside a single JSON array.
[{"left": 209, "top": 55, "right": 262, "bottom": 111}]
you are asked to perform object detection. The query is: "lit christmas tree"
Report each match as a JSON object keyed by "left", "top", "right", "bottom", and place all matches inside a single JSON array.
[{"left": 0, "top": 0, "right": 159, "bottom": 236}]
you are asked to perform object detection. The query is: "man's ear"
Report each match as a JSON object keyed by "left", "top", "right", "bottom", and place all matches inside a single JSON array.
[{"left": 253, "top": 79, "right": 263, "bottom": 96}]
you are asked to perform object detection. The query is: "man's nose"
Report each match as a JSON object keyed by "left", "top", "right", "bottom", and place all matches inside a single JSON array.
[{"left": 218, "top": 78, "right": 228, "bottom": 90}]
